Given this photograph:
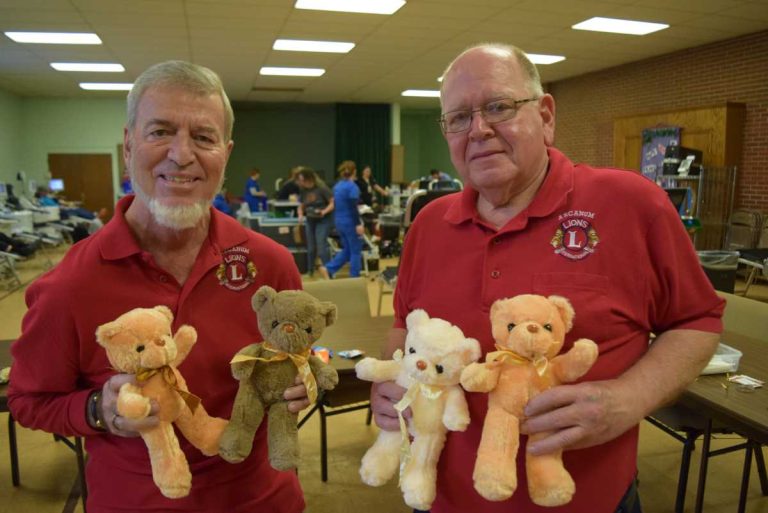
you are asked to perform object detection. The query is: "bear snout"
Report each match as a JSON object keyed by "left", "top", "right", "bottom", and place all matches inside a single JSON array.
[
  {"left": 416, "top": 360, "right": 427, "bottom": 371},
  {"left": 526, "top": 324, "right": 539, "bottom": 334},
  {"left": 282, "top": 324, "right": 295, "bottom": 334}
]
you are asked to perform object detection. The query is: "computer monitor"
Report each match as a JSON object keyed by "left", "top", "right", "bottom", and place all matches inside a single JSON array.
[
  {"left": 664, "top": 187, "right": 689, "bottom": 215},
  {"left": 49, "top": 178, "right": 65, "bottom": 192}
]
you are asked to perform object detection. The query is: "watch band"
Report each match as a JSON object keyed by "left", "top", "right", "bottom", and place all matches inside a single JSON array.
[{"left": 87, "top": 390, "right": 106, "bottom": 431}]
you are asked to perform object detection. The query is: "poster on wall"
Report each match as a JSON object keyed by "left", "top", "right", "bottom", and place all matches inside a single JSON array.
[{"left": 640, "top": 126, "right": 680, "bottom": 182}]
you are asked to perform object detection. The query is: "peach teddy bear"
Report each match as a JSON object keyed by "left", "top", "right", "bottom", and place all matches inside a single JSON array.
[
  {"left": 460, "top": 294, "right": 598, "bottom": 506},
  {"left": 96, "top": 305, "right": 228, "bottom": 498}
]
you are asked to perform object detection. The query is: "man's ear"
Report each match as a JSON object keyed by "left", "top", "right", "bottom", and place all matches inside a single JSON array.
[
  {"left": 123, "top": 127, "right": 132, "bottom": 169},
  {"left": 538, "top": 94, "right": 556, "bottom": 147}
]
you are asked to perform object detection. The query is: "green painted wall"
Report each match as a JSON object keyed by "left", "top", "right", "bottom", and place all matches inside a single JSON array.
[
  {"left": 401, "top": 108, "right": 456, "bottom": 184},
  {"left": 228, "top": 103, "right": 336, "bottom": 197},
  {"left": 0, "top": 88, "right": 23, "bottom": 186}
]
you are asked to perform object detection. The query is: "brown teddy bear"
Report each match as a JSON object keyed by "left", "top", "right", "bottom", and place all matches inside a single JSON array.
[
  {"left": 95, "top": 305, "right": 228, "bottom": 499},
  {"left": 355, "top": 309, "right": 481, "bottom": 511},
  {"left": 460, "top": 294, "right": 598, "bottom": 506},
  {"left": 218, "top": 286, "right": 339, "bottom": 470}
]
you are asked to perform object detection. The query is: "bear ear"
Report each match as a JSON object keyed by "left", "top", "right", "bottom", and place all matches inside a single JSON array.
[
  {"left": 252, "top": 286, "right": 277, "bottom": 312},
  {"left": 547, "top": 295, "right": 575, "bottom": 331},
  {"left": 320, "top": 302, "right": 338, "bottom": 327},
  {"left": 153, "top": 305, "right": 173, "bottom": 323},
  {"left": 95, "top": 321, "right": 121, "bottom": 347},
  {"left": 463, "top": 338, "right": 482, "bottom": 363},
  {"left": 406, "top": 309, "right": 429, "bottom": 330}
]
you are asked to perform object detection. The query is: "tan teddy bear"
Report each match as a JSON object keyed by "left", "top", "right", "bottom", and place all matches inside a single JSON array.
[
  {"left": 95, "top": 305, "right": 228, "bottom": 499},
  {"left": 355, "top": 309, "right": 481, "bottom": 511},
  {"left": 218, "top": 286, "right": 339, "bottom": 471},
  {"left": 460, "top": 294, "right": 598, "bottom": 506}
]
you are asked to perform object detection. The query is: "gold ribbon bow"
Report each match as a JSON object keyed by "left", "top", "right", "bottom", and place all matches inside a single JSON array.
[
  {"left": 135, "top": 365, "right": 201, "bottom": 414},
  {"left": 485, "top": 344, "right": 550, "bottom": 377},
  {"left": 230, "top": 343, "right": 318, "bottom": 405},
  {"left": 392, "top": 352, "right": 444, "bottom": 484}
]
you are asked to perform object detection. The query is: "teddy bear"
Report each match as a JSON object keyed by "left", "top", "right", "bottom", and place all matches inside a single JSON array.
[
  {"left": 218, "top": 286, "right": 339, "bottom": 470},
  {"left": 355, "top": 309, "right": 481, "bottom": 511},
  {"left": 95, "top": 305, "right": 228, "bottom": 499},
  {"left": 460, "top": 294, "right": 599, "bottom": 506}
]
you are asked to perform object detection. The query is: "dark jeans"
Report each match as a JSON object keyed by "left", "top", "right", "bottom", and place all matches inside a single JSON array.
[
  {"left": 413, "top": 478, "right": 642, "bottom": 513},
  {"left": 304, "top": 216, "right": 332, "bottom": 273}
]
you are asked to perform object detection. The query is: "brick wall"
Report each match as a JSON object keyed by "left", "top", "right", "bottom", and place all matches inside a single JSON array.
[{"left": 549, "top": 30, "right": 768, "bottom": 212}]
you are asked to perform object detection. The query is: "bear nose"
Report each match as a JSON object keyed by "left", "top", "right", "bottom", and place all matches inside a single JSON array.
[
  {"left": 527, "top": 324, "right": 539, "bottom": 334},
  {"left": 282, "top": 324, "right": 295, "bottom": 334},
  {"left": 416, "top": 360, "right": 427, "bottom": 371}
]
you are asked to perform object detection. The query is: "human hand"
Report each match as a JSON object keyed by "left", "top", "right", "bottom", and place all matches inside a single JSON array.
[
  {"left": 520, "top": 380, "right": 641, "bottom": 455},
  {"left": 284, "top": 374, "right": 312, "bottom": 413},
  {"left": 370, "top": 381, "right": 407, "bottom": 431},
  {"left": 100, "top": 374, "right": 159, "bottom": 437},
  {"left": 355, "top": 224, "right": 364, "bottom": 236}
]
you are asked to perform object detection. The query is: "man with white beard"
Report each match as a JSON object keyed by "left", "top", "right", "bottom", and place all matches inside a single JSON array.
[{"left": 9, "top": 61, "right": 309, "bottom": 513}]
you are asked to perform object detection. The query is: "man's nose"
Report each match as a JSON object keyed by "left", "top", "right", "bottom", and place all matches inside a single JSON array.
[
  {"left": 167, "top": 134, "right": 195, "bottom": 167},
  {"left": 468, "top": 111, "right": 493, "bottom": 140}
]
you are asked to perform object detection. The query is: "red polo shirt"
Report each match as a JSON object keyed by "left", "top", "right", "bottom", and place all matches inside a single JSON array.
[
  {"left": 394, "top": 148, "right": 724, "bottom": 513},
  {"left": 9, "top": 196, "right": 305, "bottom": 513}
]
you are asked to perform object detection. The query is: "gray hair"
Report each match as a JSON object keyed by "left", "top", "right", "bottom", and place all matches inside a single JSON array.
[
  {"left": 440, "top": 43, "right": 544, "bottom": 98},
  {"left": 126, "top": 60, "right": 234, "bottom": 140}
]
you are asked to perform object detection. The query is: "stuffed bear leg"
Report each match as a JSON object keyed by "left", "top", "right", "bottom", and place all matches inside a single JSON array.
[
  {"left": 142, "top": 422, "right": 191, "bottom": 499},
  {"left": 267, "top": 401, "right": 299, "bottom": 471},
  {"left": 526, "top": 431, "right": 575, "bottom": 507},
  {"left": 219, "top": 382, "right": 265, "bottom": 463},
  {"left": 401, "top": 430, "right": 447, "bottom": 511},
  {"left": 175, "top": 401, "right": 229, "bottom": 456},
  {"left": 359, "top": 429, "right": 400, "bottom": 486},
  {"left": 473, "top": 407, "right": 520, "bottom": 501}
]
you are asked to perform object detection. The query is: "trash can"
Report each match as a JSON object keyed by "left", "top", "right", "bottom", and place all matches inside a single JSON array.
[{"left": 697, "top": 250, "right": 739, "bottom": 293}]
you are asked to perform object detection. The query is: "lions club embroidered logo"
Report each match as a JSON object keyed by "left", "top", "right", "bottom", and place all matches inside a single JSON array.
[
  {"left": 551, "top": 210, "right": 600, "bottom": 260},
  {"left": 216, "top": 246, "right": 257, "bottom": 291}
]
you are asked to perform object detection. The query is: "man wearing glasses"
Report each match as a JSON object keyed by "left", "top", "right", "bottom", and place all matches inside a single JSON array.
[{"left": 370, "top": 44, "right": 723, "bottom": 513}]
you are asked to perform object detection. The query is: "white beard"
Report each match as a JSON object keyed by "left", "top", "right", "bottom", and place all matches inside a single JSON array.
[{"left": 131, "top": 173, "right": 210, "bottom": 230}]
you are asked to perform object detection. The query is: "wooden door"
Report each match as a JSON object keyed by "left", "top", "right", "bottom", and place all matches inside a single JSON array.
[{"left": 48, "top": 153, "right": 114, "bottom": 218}]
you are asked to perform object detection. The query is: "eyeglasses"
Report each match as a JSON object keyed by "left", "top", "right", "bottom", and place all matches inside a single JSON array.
[{"left": 438, "top": 97, "right": 539, "bottom": 133}]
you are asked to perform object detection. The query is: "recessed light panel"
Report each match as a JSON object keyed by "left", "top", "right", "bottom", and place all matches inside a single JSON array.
[
  {"left": 260, "top": 67, "right": 325, "bottom": 77},
  {"left": 274, "top": 39, "right": 355, "bottom": 53},
  {"left": 295, "top": 0, "right": 405, "bottom": 15},
  {"left": 526, "top": 53, "right": 565, "bottom": 65},
  {"left": 5, "top": 32, "right": 102, "bottom": 44},
  {"left": 52, "top": 63, "right": 125, "bottom": 72},
  {"left": 79, "top": 83, "right": 133, "bottom": 91},
  {"left": 402, "top": 89, "right": 440, "bottom": 98},
  {"left": 572, "top": 17, "right": 668, "bottom": 35}
]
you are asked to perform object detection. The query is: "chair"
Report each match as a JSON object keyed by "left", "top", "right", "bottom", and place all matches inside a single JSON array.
[
  {"left": 274, "top": 177, "right": 284, "bottom": 194},
  {"left": 0, "top": 251, "right": 23, "bottom": 290},
  {"left": 403, "top": 189, "right": 458, "bottom": 230},
  {"left": 300, "top": 277, "right": 374, "bottom": 481},
  {"left": 725, "top": 209, "right": 762, "bottom": 250},
  {"left": 428, "top": 178, "right": 463, "bottom": 191},
  {"left": 647, "top": 291, "right": 768, "bottom": 513}
]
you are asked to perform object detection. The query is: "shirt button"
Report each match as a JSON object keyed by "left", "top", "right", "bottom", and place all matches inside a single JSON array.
[
  {"left": 490, "top": 270, "right": 500, "bottom": 279},
  {"left": 159, "top": 275, "right": 168, "bottom": 283},
  {"left": 493, "top": 238, "right": 501, "bottom": 245}
]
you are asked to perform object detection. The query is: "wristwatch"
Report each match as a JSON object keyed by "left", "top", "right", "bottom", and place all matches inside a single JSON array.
[{"left": 86, "top": 390, "right": 106, "bottom": 431}]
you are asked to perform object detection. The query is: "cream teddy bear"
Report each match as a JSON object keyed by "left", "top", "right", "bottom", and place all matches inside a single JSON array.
[
  {"left": 355, "top": 309, "right": 481, "bottom": 510},
  {"left": 96, "top": 305, "right": 228, "bottom": 498},
  {"left": 460, "top": 294, "right": 598, "bottom": 506}
]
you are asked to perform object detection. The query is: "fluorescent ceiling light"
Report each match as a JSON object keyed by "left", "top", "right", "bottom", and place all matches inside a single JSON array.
[
  {"left": 79, "top": 83, "right": 133, "bottom": 91},
  {"left": 526, "top": 53, "right": 565, "bottom": 65},
  {"left": 52, "top": 62, "right": 125, "bottom": 72},
  {"left": 274, "top": 39, "right": 355, "bottom": 53},
  {"left": 260, "top": 66, "right": 325, "bottom": 77},
  {"left": 437, "top": 76, "right": 443, "bottom": 82},
  {"left": 402, "top": 89, "right": 440, "bottom": 98},
  {"left": 572, "top": 17, "right": 668, "bottom": 35},
  {"left": 5, "top": 31, "right": 102, "bottom": 44},
  {"left": 295, "top": 0, "right": 405, "bottom": 15}
]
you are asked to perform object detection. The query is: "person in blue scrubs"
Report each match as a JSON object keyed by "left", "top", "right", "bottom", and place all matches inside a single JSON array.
[
  {"left": 244, "top": 167, "right": 268, "bottom": 212},
  {"left": 319, "top": 160, "right": 364, "bottom": 279}
]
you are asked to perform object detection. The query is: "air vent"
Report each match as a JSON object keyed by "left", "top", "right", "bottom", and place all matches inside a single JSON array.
[{"left": 251, "top": 86, "right": 304, "bottom": 92}]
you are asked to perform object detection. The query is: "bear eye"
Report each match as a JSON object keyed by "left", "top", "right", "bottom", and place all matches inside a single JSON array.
[
  {"left": 408, "top": 347, "right": 415, "bottom": 354},
  {"left": 136, "top": 345, "right": 145, "bottom": 353},
  {"left": 271, "top": 320, "right": 279, "bottom": 329},
  {"left": 305, "top": 326, "right": 312, "bottom": 334},
  {"left": 507, "top": 323, "right": 516, "bottom": 332},
  {"left": 435, "top": 364, "right": 444, "bottom": 374},
  {"left": 543, "top": 323, "right": 553, "bottom": 332}
]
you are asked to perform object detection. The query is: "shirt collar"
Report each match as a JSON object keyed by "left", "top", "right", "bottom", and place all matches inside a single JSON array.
[
  {"left": 443, "top": 147, "right": 574, "bottom": 227},
  {"left": 99, "top": 195, "right": 250, "bottom": 261}
]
